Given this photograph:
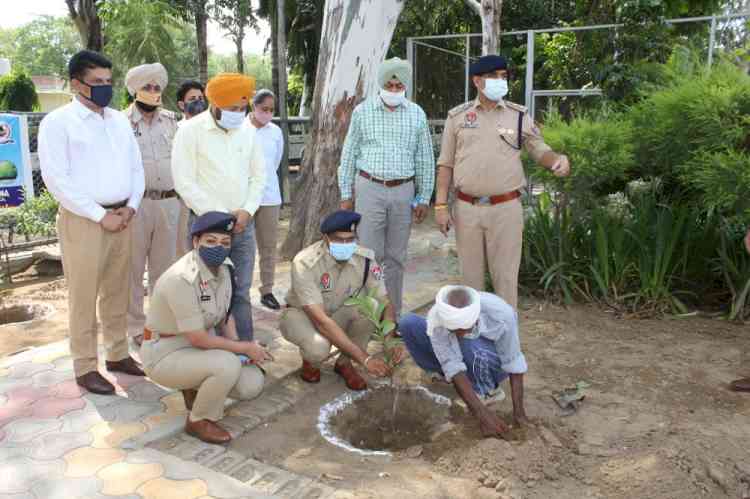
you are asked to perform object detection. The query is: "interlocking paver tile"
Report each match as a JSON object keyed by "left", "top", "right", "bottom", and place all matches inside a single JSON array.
[
  {"left": 126, "top": 382, "right": 171, "bottom": 403},
  {"left": 30, "top": 396, "right": 85, "bottom": 419},
  {"left": 31, "top": 346, "right": 69, "bottom": 365},
  {"left": 0, "top": 456, "right": 64, "bottom": 494},
  {"left": 50, "top": 380, "right": 85, "bottom": 399},
  {"left": 5, "top": 386, "right": 51, "bottom": 408},
  {"left": 83, "top": 392, "right": 123, "bottom": 408},
  {"left": 30, "top": 369, "right": 73, "bottom": 388},
  {"left": 2, "top": 417, "right": 63, "bottom": 443},
  {"left": 29, "top": 431, "right": 92, "bottom": 460},
  {"left": 30, "top": 475, "right": 102, "bottom": 499},
  {"left": 97, "top": 461, "right": 164, "bottom": 495},
  {"left": 52, "top": 356, "right": 74, "bottom": 372},
  {"left": 90, "top": 421, "right": 148, "bottom": 449},
  {"left": 60, "top": 402, "right": 106, "bottom": 433},
  {"left": 7, "top": 363, "right": 53, "bottom": 380},
  {"left": 136, "top": 477, "right": 208, "bottom": 499},
  {"left": 0, "top": 406, "right": 32, "bottom": 429},
  {"left": 63, "top": 446, "right": 125, "bottom": 478},
  {"left": 99, "top": 399, "right": 162, "bottom": 423}
]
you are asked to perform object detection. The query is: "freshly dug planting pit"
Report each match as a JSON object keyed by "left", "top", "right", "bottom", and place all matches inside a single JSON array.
[
  {"left": 0, "top": 303, "right": 54, "bottom": 326},
  {"left": 320, "top": 385, "right": 451, "bottom": 455}
]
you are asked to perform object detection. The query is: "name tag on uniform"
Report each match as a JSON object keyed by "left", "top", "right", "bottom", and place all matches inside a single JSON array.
[
  {"left": 460, "top": 111, "right": 479, "bottom": 128},
  {"left": 201, "top": 295, "right": 212, "bottom": 302}
]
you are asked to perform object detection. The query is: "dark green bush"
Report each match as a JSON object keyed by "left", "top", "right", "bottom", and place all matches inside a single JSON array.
[{"left": 0, "top": 72, "right": 39, "bottom": 112}]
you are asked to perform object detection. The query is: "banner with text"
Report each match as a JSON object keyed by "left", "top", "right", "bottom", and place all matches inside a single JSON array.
[{"left": 0, "top": 113, "right": 34, "bottom": 207}]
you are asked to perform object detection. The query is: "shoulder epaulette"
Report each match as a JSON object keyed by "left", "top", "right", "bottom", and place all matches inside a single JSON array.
[
  {"left": 505, "top": 101, "right": 527, "bottom": 114},
  {"left": 447, "top": 101, "right": 473, "bottom": 118}
]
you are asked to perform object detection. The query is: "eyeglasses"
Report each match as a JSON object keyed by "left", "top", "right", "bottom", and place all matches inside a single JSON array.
[{"left": 141, "top": 84, "right": 162, "bottom": 93}]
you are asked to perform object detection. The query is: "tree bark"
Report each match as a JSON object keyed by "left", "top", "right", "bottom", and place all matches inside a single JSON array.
[
  {"left": 65, "top": 0, "right": 103, "bottom": 51},
  {"left": 270, "top": 5, "right": 280, "bottom": 102},
  {"left": 277, "top": 0, "right": 290, "bottom": 204},
  {"left": 195, "top": 1, "right": 209, "bottom": 83},
  {"left": 464, "top": 0, "right": 502, "bottom": 55},
  {"left": 281, "top": 0, "right": 405, "bottom": 257},
  {"left": 236, "top": 23, "right": 245, "bottom": 73}
]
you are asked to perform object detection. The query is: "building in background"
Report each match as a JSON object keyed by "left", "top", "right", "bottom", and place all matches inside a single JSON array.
[{"left": 30, "top": 76, "right": 72, "bottom": 113}]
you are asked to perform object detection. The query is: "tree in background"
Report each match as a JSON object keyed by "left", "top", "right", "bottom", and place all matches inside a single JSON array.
[
  {"left": 0, "top": 72, "right": 39, "bottom": 112},
  {"left": 0, "top": 16, "right": 81, "bottom": 78},
  {"left": 169, "top": 0, "right": 213, "bottom": 82},
  {"left": 464, "top": 0, "right": 503, "bottom": 54},
  {"left": 213, "top": 0, "right": 259, "bottom": 73},
  {"left": 281, "top": 0, "right": 406, "bottom": 256},
  {"left": 65, "top": 0, "right": 104, "bottom": 51}
]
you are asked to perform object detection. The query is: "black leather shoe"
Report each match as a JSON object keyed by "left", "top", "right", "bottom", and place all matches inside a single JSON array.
[
  {"left": 76, "top": 371, "right": 116, "bottom": 395},
  {"left": 260, "top": 293, "right": 281, "bottom": 310},
  {"left": 106, "top": 357, "right": 145, "bottom": 376}
]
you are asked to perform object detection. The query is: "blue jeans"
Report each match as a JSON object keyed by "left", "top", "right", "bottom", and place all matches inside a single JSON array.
[
  {"left": 398, "top": 313, "right": 508, "bottom": 397},
  {"left": 188, "top": 213, "right": 256, "bottom": 341}
]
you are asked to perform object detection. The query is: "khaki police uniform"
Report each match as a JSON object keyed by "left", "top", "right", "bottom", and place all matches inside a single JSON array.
[
  {"left": 280, "top": 241, "right": 387, "bottom": 365},
  {"left": 140, "top": 250, "right": 264, "bottom": 422},
  {"left": 125, "top": 104, "right": 182, "bottom": 338},
  {"left": 438, "top": 98, "right": 552, "bottom": 309}
]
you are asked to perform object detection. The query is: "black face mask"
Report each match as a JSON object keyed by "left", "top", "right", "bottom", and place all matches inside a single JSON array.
[
  {"left": 135, "top": 100, "right": 158, "bottom": 113},
  {"left": 184, "top": 99, "right": 207, "bottom": 116},
  {"left": 78, "top": 80, "right": 113, "bottom": 108}
]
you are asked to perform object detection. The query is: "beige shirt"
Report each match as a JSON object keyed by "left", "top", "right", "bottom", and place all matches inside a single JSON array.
[
  {"left": 286, "top": 241, "right": 388, "bottom": 315},
  {"left": 125, "top": 105, "right": 178, "bottom": 192},
  {"left": 438, "top": 98, "right": 551, "bottom": 196},
  {"left": 141, "top": 250, "right": 232, "bottom": 368},
  {"left": 171, "top": 110, "right": 266, "bottom": 216}
]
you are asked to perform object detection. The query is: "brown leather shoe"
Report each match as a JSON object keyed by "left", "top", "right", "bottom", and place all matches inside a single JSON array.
[
  {"left": 185, "top": 418, "right": 232, "bottom": 444},
  {"left": 334, "top": 361, "right": 367, "bottom": 391},
  {"left": 76, "top": 371, "right": 116, "bottom": 395},
  {"left": 730, "top": 377, "right": 750, "bottom": 392},
  {"left": 182, "top": 389, "right": 197, "bottom": 410},
  {"left": 105, "top": 357, "right": 145, "bottom": 376},
  {"left": 301, "top": 360, "right": 321, "bottom": 383}
]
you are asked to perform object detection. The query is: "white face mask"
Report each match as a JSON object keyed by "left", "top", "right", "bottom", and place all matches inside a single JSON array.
[
  {"left": 218, "top": 109, "right": 246, "bottom": 129},
  {"left": 482, "top": 78, "right": 508, "bottom": 102},
  {"left": 380, "top": 89, "right": 406, "bottom": 107}
]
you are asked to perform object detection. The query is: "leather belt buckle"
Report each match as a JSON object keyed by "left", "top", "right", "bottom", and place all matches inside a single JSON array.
[{"left": 476, "top": 196, "right": 491, "bottom": 206}]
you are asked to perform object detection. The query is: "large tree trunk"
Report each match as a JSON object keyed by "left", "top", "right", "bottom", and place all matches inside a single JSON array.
[
  {"left": 195, "top": 2, "right": 209, "bottom": 83},
  {"left": 281, "top": 0, "right": 405, "bottom": 257},
  {"left": 464, "top": 0, "right": 502, "bottom": 55},
  {"left": 277, "top": 0, "right": 290, "bottom": 203},
  {"left": 65, "top": 0, "right": 103, "bottom": 51},
  {"left": 270, "top": 5, "right": 280, "bottom": 101}
]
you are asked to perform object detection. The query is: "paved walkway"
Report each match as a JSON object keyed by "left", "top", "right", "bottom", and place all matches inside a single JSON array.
[{"left": 0, "top": 224, "right": 458, "bottom": 499}]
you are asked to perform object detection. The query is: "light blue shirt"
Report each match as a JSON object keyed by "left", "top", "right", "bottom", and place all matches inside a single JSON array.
[
  {"left": 338, "top": 96, "right": 435, "bottom": 205},
  {"left": 429, "top": 292, "right": 528, "bottom": 382}
]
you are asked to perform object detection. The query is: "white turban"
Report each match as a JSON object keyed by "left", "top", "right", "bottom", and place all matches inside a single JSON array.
[
  {"left": 426, "top": 285, "right": 481, "bottom": 337},
  {"left": 125, "top": 63, "right": 168, "bottom": 96}
]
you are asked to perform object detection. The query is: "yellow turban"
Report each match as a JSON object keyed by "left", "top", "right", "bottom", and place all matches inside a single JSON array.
[{"left": 206, "top": 73, "right": 256, "bottom": 108}]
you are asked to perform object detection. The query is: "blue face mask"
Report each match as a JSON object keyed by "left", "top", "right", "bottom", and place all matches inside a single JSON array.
[
  {"left": 198, "top": 245, "right": 230, "bottom": 267},
  {"left": 329, "top": 241, "right": 357, "bottom": 261},
  {"left": 482, "top": 78, "right": 508, "bottom": 102},
  {"left": 218, "top": 109, "right": 246, "bottom": 129},
  {"left": 185, "top": 99, "right": 206, "bottom": 116},
  {"left": 79, "top": 81, "right": 113, "bottom": 108}
]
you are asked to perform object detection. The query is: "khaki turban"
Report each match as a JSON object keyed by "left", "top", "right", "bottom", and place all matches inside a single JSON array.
[
  {"left": 206, "top": 73, "right": 256, "bottom": 108},
  {"left": 378, "top": 57, "right": 412, "bottom": 89},
  {"left": 125, "top": 63, "right": 168, "bottom": 96}
]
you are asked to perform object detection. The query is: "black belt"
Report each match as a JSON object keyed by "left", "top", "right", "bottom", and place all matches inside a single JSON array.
[
  {"left": 144, "top": 189, "right": 178, "bottom": 200},
  {"left": 358, "top": 170, "right": 414, "bottom": 187},
  {"left": 102, "top": 200, "right": 128, "bottom": 210}
]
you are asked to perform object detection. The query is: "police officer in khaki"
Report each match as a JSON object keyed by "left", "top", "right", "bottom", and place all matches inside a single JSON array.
[
  {"left": 435, "top": 55, "right": 571, "bottom": 309},
  {"left": 280, "top": 210, "right": 400, "bottom": 390},
  {"left": 123, "top": 63, "right": 181, "bottom": 346},
  {"left": 141, "top": 211, "right": 272, "bottom": 444}
]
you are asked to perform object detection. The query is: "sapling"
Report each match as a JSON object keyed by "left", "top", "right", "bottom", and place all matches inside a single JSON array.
[{"left": 344, "top": 286, "right": 403, "bottom": 372}]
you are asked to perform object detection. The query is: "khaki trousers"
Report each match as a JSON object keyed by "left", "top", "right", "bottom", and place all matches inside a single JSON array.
[
  {"left": 145, "top": 347, "right": 264, "bottom": 422},
  {"left": 175, "top": 200, "right": 192, "bottom": 258},
  {"left": 454, "top": 198, "right": 524, "bottom": 309},
  {"left": 128, "top": 197, "right": 181, "bottom": 336},
  {"left": 254, "top": 205, "right": 280, "bottom": 295},
  {"left": 279, "top": 306, "right": 374, "bottom": 366},
  {"left": 58, "top": 208, "right": 132, "bottom": 376}
]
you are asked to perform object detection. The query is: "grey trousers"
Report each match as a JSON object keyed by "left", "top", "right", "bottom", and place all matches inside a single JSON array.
[{"left": 354, "top": 174, "right": 414, "bottom": 319}]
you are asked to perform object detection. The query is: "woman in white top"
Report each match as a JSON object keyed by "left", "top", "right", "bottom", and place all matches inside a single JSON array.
[{"left": 248, "top": 89, "right": 284, "bottom": 310}]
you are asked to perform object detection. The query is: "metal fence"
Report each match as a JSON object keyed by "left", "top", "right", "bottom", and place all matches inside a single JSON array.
[{"left": 406, "top": 11, "right": 750, "bottom": 120}]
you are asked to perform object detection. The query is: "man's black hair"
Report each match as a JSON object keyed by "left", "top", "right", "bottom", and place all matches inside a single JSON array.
[
  {"left": 68, "top": 50, "right": 113, "bottom": 81},
  {"left": 176, "top": 80, "right": 205, "bottom": 102}
]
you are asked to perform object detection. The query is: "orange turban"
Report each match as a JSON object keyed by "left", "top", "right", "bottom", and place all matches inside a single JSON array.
[{"left": 205, "top": 73, "right": 256, "bottom": 108}]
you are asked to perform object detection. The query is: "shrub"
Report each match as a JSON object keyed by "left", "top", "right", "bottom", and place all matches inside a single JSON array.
[
  {"left": 0, "top": 72, "right": 39, "bottom": 112},
  {"left": 15, "top": 190, "right": 58, "bottom": 237}
]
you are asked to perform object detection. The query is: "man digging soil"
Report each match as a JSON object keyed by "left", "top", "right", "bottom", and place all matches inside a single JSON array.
[{"left": 399, "top": 285, "right": 529, "bottom": 437}]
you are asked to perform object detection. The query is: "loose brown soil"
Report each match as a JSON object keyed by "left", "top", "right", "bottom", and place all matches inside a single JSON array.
[{"left": 231, "top": 297, "right": 750, "bottom": 499}]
